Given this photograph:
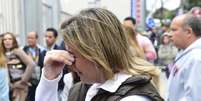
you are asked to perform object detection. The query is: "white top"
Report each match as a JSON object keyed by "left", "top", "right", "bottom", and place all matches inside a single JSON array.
[
  {"left": 35, "top": 70, "right": 150, "bottom": 101},
  {"left": 35, "top": 69, "right": 62, "bottom": 101},
  {"left": 60, "top": 73, "right": 74, "bottom": 101}
]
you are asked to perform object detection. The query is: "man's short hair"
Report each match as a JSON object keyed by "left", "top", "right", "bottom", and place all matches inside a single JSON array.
[
  {"left": 183, "top": 7, "right": 201, "bottom": 36},
  {"left": 124, "top": 17, "right": 136, "bottom": 25},
  {"left": 46, "top": 28, "right": 58, "bottom": 38}
]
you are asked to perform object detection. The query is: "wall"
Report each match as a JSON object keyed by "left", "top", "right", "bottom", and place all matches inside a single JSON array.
[
  {"left": 0, "top": 0, "right": 21, "bottom": 42},
  {"left": 0, "top": 0, "right": 62, "bottom": 46}
]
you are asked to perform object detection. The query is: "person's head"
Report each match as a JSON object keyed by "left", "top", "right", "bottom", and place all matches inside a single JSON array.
[
  {"left": 27, "top": 31, "right": 38, "bottom": 47},
  {"left": 61, "top": 8, "right": 132, "bottom": 84},
  {"left": 170, "top": 11, "right": 201, "bottom": 49},
  {"left": 1, "top": 32, "right": 19, "bottom": 52},
  {"left": 160, "top": 33, "right": 171, "bottom": 45},
  {"left": 45, "top": 28, "right": 58, "bottom": 47},
  {"left": 123, "top": 17, "right": 136, "bottom": 29},
  {"left": 61, "top": 8, "right": 160, "bottom": 87}
]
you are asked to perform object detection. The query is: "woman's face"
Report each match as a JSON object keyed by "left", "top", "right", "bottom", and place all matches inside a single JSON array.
[
  {"left": 67, "top": 45, "right": 106, "bottom": 84},
  {"left": 3, "top": 34, "right": 14, "bottom": 50},
  {"left": 163, "top": 36, "right": 170, "bottom": 45}
]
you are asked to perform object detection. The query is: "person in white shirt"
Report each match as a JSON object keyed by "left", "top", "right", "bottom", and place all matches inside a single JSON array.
[
  {"left": 35, "top": 8, "right": 163, "bottom": 101},
  {"left": 166, "top": 7, "right": 201, "bottom": 101}
]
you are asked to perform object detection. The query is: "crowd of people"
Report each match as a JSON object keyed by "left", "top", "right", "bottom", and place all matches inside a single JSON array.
[
  {"left": 0, "top": 28, "right": 68, "bottom": 101},
  {"left": 0, "top": 6, "right": 201, "bottom": 101}
]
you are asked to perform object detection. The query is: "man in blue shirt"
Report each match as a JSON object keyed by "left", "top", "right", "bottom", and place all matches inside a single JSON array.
[{"left": 166, "top": 7, "right": 201, "bottom": 101}]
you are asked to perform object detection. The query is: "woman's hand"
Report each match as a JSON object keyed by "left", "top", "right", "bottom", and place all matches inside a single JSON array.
[
  {"left": 43, "top": 50, "right": 75, "bottom": 80},
  {"left": 7, "top": 59, "right": 20, "bottom": 64},
  {"left": 12, "top": 80, "right": 30, "bottom": 89}
]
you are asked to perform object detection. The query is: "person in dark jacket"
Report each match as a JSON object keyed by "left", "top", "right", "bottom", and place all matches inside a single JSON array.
[
  {"left": 45, "top": 28, "right": 60, "bottom": 51},
  {"left": 36, "top": 8, "right": 163, "bottom": 101},
  {"left": 23, "top": 31, "right": 46, "bottom": 101}
]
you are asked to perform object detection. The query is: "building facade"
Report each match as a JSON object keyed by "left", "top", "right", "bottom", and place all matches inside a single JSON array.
[
  {"left": 0, "top": 0, "right": 71, "bottom": 46},
  {"left": 1, "top": 0, "right": 151, "bottom": 46}
]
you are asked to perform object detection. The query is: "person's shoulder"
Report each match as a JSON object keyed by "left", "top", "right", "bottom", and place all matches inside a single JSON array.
[
  {"left": 190, "top": 48, "right": 201, "bottom": 61},
  {"left": 124, "top": 75, "right": 151, "bottom": 84},
  {"left": 22, "top": 45, "right": 29, "bottom": 50},
  {"left": 139, "top": 34, "right": 152, "bottom": 43},
  {"left": 138, "top": 34, "right": 149, "bottom": 39},
  {"left": 158, "top": 44, "right": 164, "bottom": 48},
  {"left": 118, "top": 75, "right": 163, "bottom": 101},
  {"left": 137, "top": 34, "right": 152, "bottom": 46},
  {"left": 37, "top": 45, "right": 46, "bottom": 51},
  {"left": 180, "top": 48, "right": 201, "bottom": 68},
  {"left": 53, "top": 44, "right": 61, "bottom": 50}
]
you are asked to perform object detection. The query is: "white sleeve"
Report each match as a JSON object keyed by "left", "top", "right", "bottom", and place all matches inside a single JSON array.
[
  {"left": 120, "top": 95, "right": 151, "bottom": 101},
  {"left": 60, "top": 73, "right": 74, "bottom": 101},
  {"left": 35, "top": 69, "right": 62, "bottom": 101}
]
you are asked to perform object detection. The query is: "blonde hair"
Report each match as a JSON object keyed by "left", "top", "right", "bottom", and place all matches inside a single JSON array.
[
  {"left": 123, "top": 25, "right": 145, "bottom": 58},
  {"left": 0, "top": 38, "right": 6, "bottom": 67},
  {"left": 61, "top": 8, "right": 161, "bottom": 90}
]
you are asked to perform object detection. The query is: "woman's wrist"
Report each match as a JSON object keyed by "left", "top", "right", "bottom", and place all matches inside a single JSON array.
[{"left": 43, "top": 67, "right": 60, "bottom": 80}]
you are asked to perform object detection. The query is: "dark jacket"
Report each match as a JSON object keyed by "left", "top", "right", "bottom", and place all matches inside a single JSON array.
[
  {"left": 53, "top": 44, "right": 61, "bottom": 50},
  {"left": 23, "top": 46, "right": 46, "bottom": 68},
  {"left": 68, "top": 75, "right": 164, "bottom": 101}
]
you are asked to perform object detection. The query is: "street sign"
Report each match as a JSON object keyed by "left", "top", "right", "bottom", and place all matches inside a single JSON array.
[{"left": 146, "top": 17, "right": 155, "bottom": 28}]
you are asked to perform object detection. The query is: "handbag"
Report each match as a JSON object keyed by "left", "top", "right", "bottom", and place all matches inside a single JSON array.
[{"left": 7, "top": 52, "right": 26, "bottom": 82}]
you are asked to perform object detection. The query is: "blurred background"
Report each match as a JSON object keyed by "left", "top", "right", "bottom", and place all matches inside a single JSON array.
[{"left": 0, "top": 0, "right": 200, "bottom": 46}]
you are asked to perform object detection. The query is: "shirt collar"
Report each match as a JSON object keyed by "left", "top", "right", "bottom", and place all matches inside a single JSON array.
[
  {"left": 98, "top": 72, "right": 132, "bottom": 93},
  {"left": 176, "top": 38, "right": 201, "bottom": 60},
  {"left": 85, "top": 73, "right": 132, "bottom": 101}
]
